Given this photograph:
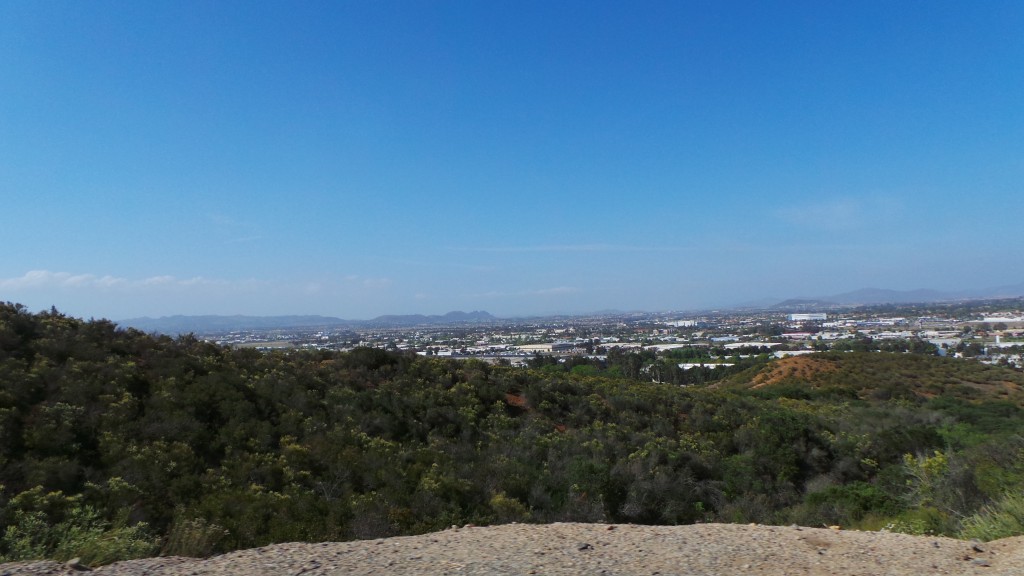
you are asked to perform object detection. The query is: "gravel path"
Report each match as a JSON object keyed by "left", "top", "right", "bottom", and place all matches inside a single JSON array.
[{"left": 4, "top": 523, "right": 1023, "bottom": 576}]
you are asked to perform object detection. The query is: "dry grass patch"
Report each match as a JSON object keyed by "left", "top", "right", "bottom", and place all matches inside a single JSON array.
[{"left": 750, "top": 356, "right": 838, "bottom": 389}]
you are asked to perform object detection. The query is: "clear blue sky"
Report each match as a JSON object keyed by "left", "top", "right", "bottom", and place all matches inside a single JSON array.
[{"left": 2, "top": 1, "right": 1022, "bottom": 319}]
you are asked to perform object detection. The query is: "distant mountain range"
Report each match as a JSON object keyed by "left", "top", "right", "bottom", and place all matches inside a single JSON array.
[
  {"left": 771, "top": 282, "right": 1024, "bottom": 309},
  {"left": 366, "top": 310, "right": 497, "bottom": 327},
  {"left": 118, "top": 315, "right": 351, "bottom": 334},
  {"left": 118, "top": 282, "right": 1024, "bottom": 334},
  {"left": 120, "top": 311, "right": 497, "bottom": 334}
]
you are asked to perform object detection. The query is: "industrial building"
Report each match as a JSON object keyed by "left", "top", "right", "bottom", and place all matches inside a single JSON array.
[{"left": 787, "top": 313, "right": 827, "bottom": 322}]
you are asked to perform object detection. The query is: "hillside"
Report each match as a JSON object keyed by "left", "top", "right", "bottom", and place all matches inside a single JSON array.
[
  {"left": 3, "top": 303, "right": 1024, "bottom": 567},
  {"left": 719, "top": 352, "right": 1024, "bottom": 404},
  {"left": 118, "top": 311, "right": 498, "bottom": 334}
]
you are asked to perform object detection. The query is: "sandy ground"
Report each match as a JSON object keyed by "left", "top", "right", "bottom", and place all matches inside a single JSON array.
[{"left": 3, "top": 522, "right": 1023, "bottom": 576}]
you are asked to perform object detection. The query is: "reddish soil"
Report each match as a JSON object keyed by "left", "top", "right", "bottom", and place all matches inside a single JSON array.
[{"left": 750, "top": 356, "right": 838, "bottom": 389}]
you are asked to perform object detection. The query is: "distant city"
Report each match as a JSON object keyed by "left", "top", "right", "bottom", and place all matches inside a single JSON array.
[{"left": 117, "top": 296, "right": 1024, "bottom": 372}]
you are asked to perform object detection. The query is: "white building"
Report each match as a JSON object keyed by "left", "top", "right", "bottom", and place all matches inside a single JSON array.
[{"left": 788, "top": 313, "right": 827, "bottom": 322}]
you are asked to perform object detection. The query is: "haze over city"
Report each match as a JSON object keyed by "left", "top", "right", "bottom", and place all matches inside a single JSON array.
[{"left": 3, "top": 1, "right": 1022, "bottom": 321}]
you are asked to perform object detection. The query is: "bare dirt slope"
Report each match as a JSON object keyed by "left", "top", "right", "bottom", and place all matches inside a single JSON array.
[
  {"left": 3, "top": 523, "right": 1023, "bottom": 576},
  {"left": 749, "top": 355, "right": 839, "bottom": 389}
]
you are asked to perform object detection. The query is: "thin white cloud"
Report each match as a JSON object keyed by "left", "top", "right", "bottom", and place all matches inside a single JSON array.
[
  {"left": 452, "top": 244, "right": 692, "bottom": 254},
  {"left": 1, "top": 270, "right": 124, "bottom": 290},
  {"left": 206, "top": 213, "right": 263, "bottom": 245},
  {"left": 773, "top": 195, "right": 904, "bottom": 232},
  {"left": 226, "top": 235, "right": 263, "bottom": 244},
  {"left": 384, "top": 257, "right": 501, "bottom": 273},
  {"left": 774, "top": 199, "right": 862, "bottom": 230},
  {"left": 533, "top": 286, "right": 579, "bottom": 295},
  {"left": 342, "top": 275, "right": 392, "bottom": 289},
  {"left": 0, "top": 270, "right": 242, "bottom": 292},
  {"left": 472, "top": 286, "right": 580, "bottom": 298},
  {"left": 178, "top": 276, "right": 227, "bottom": 287},
  {"left": 207, "top": 213, "right": 241, "bottom": 227},
  {"left": 0, "top": 270, "right": 401, "bottom": 318},
  {"left": 140, "top": 275, "right": 176, "bottom": 286}
]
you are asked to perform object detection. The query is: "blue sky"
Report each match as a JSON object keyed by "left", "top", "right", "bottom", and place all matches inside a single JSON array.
[{"left": 2, "top": 1, "right": 1022, "bottom": 319}]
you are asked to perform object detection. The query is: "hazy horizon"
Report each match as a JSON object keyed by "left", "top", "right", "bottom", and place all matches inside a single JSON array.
[{"left": 4, "top": 2, "right": 1023, "bottom": 320}]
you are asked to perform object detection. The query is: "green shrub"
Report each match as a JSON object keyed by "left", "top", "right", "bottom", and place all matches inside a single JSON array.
[
  {"left": 0, "top": 505, "right": 157, "bottom": 566},
  {"left": 885, "top": 506, "right": 952, "bottom": 536},
  {"left": 161, "top": 511, "right": 229, "bottom": 557},
  {"left": 794, "top": 481, "right": 900, "bottom": 526},
  {"left": 959, "top": 491, "right": 1024, "bottom": 541},
  {"left": 488, "top": 492, "right": 530, "bottom": 524}
]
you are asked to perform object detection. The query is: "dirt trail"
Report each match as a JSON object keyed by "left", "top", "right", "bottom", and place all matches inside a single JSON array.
[{"left": 3, "top": 523, "right": 1023, "bottom": 576}]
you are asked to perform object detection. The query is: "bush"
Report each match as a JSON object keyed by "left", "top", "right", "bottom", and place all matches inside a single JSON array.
[
  {"left": 161, "top": 511, "right": 229, "bottom": 557},
  {"left": 885, "top": 506, "right": 952, "bottom": 536},
  {"left": 790, "top": 481, "right": 900, "bottom": 527},
  {"left": 0, "top": 504, "right": 157, "bottom": 566},
  {"left": 959, "top": 491, "right": 1024, "bottom": 541},
  {"left": 488, "top": 492, "right": 530, "bottom": 524}
]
